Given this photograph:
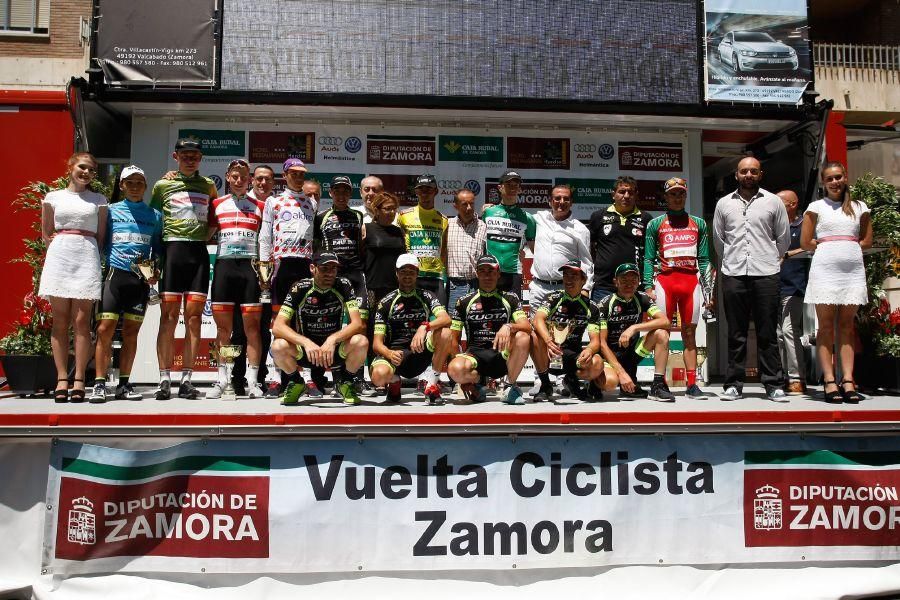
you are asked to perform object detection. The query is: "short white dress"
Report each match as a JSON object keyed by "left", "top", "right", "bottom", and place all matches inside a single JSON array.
[
  {"left": 803, "top": 198, "right": 869, "bottom": 306},
  {"left": 38, "top": 189, "right": 107, "bottom": 300}
]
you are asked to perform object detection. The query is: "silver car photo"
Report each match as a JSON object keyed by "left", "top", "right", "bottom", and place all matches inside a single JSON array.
[{"left": 718, "top": 31, "right": 799, "bottom": 73}]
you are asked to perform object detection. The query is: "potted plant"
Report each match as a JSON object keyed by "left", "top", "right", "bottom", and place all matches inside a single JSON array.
[
  {"left": 853, "top": 173, "right": 900, "bottom": 392},
  {"left": 0, "top": 175, "right": 109, "bottom": 395}
]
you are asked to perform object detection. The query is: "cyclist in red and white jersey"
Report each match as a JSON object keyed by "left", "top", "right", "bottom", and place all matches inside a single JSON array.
[{"left": 642, "top": 177, "right": 714, "bottom": 399}]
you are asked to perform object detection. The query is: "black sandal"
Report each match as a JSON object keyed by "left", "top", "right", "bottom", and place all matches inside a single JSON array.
[
  {"left": 840, "top": 380, "right": 862, "bottom": 404},
  {"left": 54, "top": 378, "right": 69, "bottom": 403},
  {"left": 69, "top": 378, "right": 85, "bottom": 403},
  {"left": 823, "top": 380, "right": 842, "bottom": 404}
]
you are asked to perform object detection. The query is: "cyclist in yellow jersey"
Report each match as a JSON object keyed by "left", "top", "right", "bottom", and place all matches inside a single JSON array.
[{"left": 398, "top": 174, "right": 449, "bottom": 304}]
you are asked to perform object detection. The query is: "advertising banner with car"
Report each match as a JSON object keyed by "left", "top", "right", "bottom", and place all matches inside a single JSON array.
[
  {"left": 704, "top": 0, "right": 812, "bottom": 104},
  {"left": 42, "top": 436, "right": 900, "bottom": 575}
]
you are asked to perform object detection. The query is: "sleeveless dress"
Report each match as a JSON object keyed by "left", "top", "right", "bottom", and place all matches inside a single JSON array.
[
  {"left": 38, "top": 189, "right": 108, "bottom": 300},
  {"left": 803, "top": 198, "right": 869, "bottom": 306}
]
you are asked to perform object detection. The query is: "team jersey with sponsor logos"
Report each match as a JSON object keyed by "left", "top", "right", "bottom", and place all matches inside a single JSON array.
[
  {"left": 483, "top": 203, "right": 536, "bottom": 274},
  {"left": 208, "top": 193, "right": 265, "bottom": 259},
  {"left": 313, "top": 207, "right": 364, "bottom": 271},
  {"left": 373, "top": 288, "right": 446, "bottom": 349},
  {"left": 278, "top": 276, "right": 359, "bottom": 344},
  {"left": 259, "top": 189, "right": 317, "bottom": 262},
  {"left": 598, "top": 291, "right": 662, "bottom": 353},
  {"left": 536, "top": 290, "right": 602, "bottom": 351},
  {"left": 451, "top": 289, "right": 526, "bottom": 350},
  {"left": 643, "top": 211, "right": 713, "bottom": 292},
  {"left": 397, "top": 206, "right": 448, "bottom": 279},
  {"left": 105, "top": 200, "right": 163, "bottom": 272},
  {"left": 588, "top": 205, "right": 653, "bottom": 292},
  {"left": 150, "top": 172, "right": 217, "bottom": 242}
]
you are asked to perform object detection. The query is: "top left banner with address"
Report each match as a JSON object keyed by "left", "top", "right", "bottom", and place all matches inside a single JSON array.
[{"left": 95, "top": 0, "right": 217, "bottom": 87}]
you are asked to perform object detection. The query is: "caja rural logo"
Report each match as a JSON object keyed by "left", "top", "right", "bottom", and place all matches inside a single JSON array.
[
  {"left": 743, "top": 450, "right": 900, "bottom": 547},
  {"left": 54, "top": 453, "right": 270, "bottom": 560}
]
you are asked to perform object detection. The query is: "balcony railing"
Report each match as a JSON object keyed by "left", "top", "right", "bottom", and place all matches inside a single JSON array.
[{"left": 814, "top": 43, "right": 900, "bottom": 71}]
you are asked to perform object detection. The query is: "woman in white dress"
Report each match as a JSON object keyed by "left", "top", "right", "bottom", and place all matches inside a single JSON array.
[
  {"left": 39, "top": 152, "right": 108, "bottom": 402},
  {"left": 800, "top": 162, "right": 873, "bottom": 404}
]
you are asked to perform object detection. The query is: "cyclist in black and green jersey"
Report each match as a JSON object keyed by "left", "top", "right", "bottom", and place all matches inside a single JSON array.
[
  {"left": 597, "top": 263, "right": 672, "bottom": 401},
  {"left": 531, "top": 261, "right": 605, "bottom": 402},
  {"left": 150, "top": 138, "right": 218, "bottom": 400},
  {"left": 270, "top": 252, "right": 369, "bottom": 406},
  {"left": 370, "top": 254, "right": 452, "bottom": 405},
  {"left": 447, "top": 254, "right": 532, "bottom": 405},
  {"left": 483, "top": 170, "right": 536, "bottom": 293}
]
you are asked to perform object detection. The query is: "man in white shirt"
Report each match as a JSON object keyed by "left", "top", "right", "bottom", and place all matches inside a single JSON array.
[
  {"left": 528, "top": 184, "right": 593, "bottom": 308},
  {"left": 713, "top": 156, "right": 790, "bottom": 402}
]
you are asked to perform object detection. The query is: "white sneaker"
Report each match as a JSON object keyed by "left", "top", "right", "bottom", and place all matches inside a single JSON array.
[
  {"left": 246, "top": 383, "right": 264, "bottom": 398},
  {"left": 720, "top": 386, "right": 743, "bottom": 401},
  {"left": 527, "top": 380, "right": 543, "bottom": 399},
  {"left": 206, "top": 383, "right": 224, "bottom": 399},
  {"left": 766, "top": 387, "right": 789, "bottom": 403}
]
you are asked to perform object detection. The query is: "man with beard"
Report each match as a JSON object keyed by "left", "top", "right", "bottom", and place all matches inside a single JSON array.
[{"left": 713, "top": 156, "right": 790, "bottom": 402}]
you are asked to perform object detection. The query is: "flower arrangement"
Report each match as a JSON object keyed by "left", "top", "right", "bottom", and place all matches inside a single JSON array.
[{"left": 854, "top": 172, "right": 900, "bottom": 357}]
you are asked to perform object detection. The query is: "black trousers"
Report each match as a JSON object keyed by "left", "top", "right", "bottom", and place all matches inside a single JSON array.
[{"left": 722, "top": 273, "right": 784, "bottom": 390}]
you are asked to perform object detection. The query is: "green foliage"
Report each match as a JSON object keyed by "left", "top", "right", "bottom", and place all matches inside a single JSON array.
[
  {"left": 1, "top": 173, "right": 112, "bottom": 356},
  {"left": 854, "top": 173, "right": 900, "bottom": 356}
]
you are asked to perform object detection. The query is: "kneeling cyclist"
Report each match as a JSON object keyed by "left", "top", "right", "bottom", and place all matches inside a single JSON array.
[
  {"left": 531, "top": 260, "right": 605, "bottom": 402},
  {"left": 370, "top": 254, "right": 452, "bottom": 405},
  {"left": 597, "top": 263, "right": 672, "bottom": 401},
  {"left": 446, "top": 255, "right": 532, "bottom": 405},
  {"left": 90, "top": 165, "right": 162, "bottom": 402},
  {"left": 271, "top": 252, "right": 369, "bottom": 405}
]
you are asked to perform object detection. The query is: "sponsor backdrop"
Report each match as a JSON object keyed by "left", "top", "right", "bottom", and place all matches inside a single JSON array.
[
  {"left": 170, "top": 122, "right": 690, "bottom": 220},
  {"left": 44, "top": 435, "right": 900, "bottom": 575},
  {"left": 704, "top": 0, "right": 812, "bottom": 104}
]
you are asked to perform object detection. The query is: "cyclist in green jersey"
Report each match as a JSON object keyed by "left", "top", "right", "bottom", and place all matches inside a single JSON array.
[
  {"left": 150, "top": 138, "right": 217, "bottom": 400},
  {"left": 483, "top": 170, "right": 536, "bottom": 293}
]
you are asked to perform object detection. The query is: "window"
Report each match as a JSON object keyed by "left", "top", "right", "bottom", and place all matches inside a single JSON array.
[{"left": 1, "top": 0, "right": 50, "bottom": 34}]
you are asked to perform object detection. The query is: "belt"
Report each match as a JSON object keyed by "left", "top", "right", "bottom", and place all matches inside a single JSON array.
[
  {"left": 817, "top": 235, "right": 858, "bottom": 243},
  {"left": 532, "top": 277, "right": 562, "bottom": 285},
  {"left": 57, "top": 229, "right": 94, "bottom": 236}
]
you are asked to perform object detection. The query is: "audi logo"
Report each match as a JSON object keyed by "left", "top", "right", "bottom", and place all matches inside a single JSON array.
[
  {"left": 318, "top": 136, "right": 343, "bottom": 145},
  {"left": 574, "top": 144, "right": 596, "bottom": 152},
  {"left": 438, "top": 180, "right": 464, "bottom": 189}
]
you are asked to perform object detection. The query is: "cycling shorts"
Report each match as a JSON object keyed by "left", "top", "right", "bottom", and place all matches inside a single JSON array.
[
  {"left": 549, "top": 347, "right": 587, "bottom": 377},
  {"left": 273, "top": 257, "right": 313, "bottom": 306},
  {"left": 654, "top": 271, "right": 703, "bottom": 326},
  {"left": 603, "top": 348, "right": 641, "bottom": 380},
  {"left": 211, "top": 258, "right": 261, "bottom": 309},
  {"left": 161, "top": 241, "right": 209, "bottom": 300},
  {"left": 458, "top": 347, "right": 509, "bottom": 379},
  {"left": 98, "top": 268, "right": 149, "bottom": 322},
  {"left": 293, "top": 340, "right": 348, "bottom": 370},
  {"left": 372, "top": 349, "right": 433, "bottom": 379}
]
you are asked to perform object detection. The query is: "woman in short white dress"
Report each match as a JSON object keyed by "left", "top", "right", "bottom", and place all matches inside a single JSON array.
[
  {"left": 801, "top": 162, "right": 873, "bottom": 404},
  {"left": 39, "top": 152, "right": 108, "bottom": 402}
]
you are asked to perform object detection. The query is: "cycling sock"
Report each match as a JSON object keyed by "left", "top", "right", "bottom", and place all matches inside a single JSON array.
[
  {"left": 687, "top": 369, "right": 697, "bottom": 386},
  {"left": 159, "top": 369, "right": 170, "bottom": 382},
  {"left": 538, "top": 371, "right": 551, "bottom": 386},
  {"left": 181, "top": 370, "right": 193, "bottom": 383},
  {"left": 247, "top": 365, "right": 259, "bottom": 385},
  {"left": 653, "top": 373, "right": 665, "bottom": 384}
]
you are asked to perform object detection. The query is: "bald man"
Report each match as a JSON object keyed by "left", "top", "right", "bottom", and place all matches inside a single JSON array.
[
  {"left": 776, "top": 190, "right": 809, "bottom": 395},
  {"left": 360, "top": 175, "right": 385, "bottom": 224},
  {"left": 712, "top": 156, "right": 790, "bottom": 402}
]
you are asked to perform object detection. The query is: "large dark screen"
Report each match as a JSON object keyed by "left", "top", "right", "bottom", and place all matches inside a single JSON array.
[{"left": 221, "top": 0, "right": 699, "bottom": 104}]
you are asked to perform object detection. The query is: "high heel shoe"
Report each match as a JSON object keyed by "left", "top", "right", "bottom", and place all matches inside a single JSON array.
[
  {"left": 840, "top": 380, "right": 862, "bottom": 404},
  {"left": 69, "top": 378, "right": 85, "bottom": 403},
  {"left": 823, "top": 380, "right": 842, "bottom": 404},
  {"left": 53, "top": 378, "right": 69, "bottom": 403}
]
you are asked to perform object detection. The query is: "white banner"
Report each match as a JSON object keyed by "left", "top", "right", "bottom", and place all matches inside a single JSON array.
[{"left": 44, "top": 435, "right": 900, "bottom": 576}]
